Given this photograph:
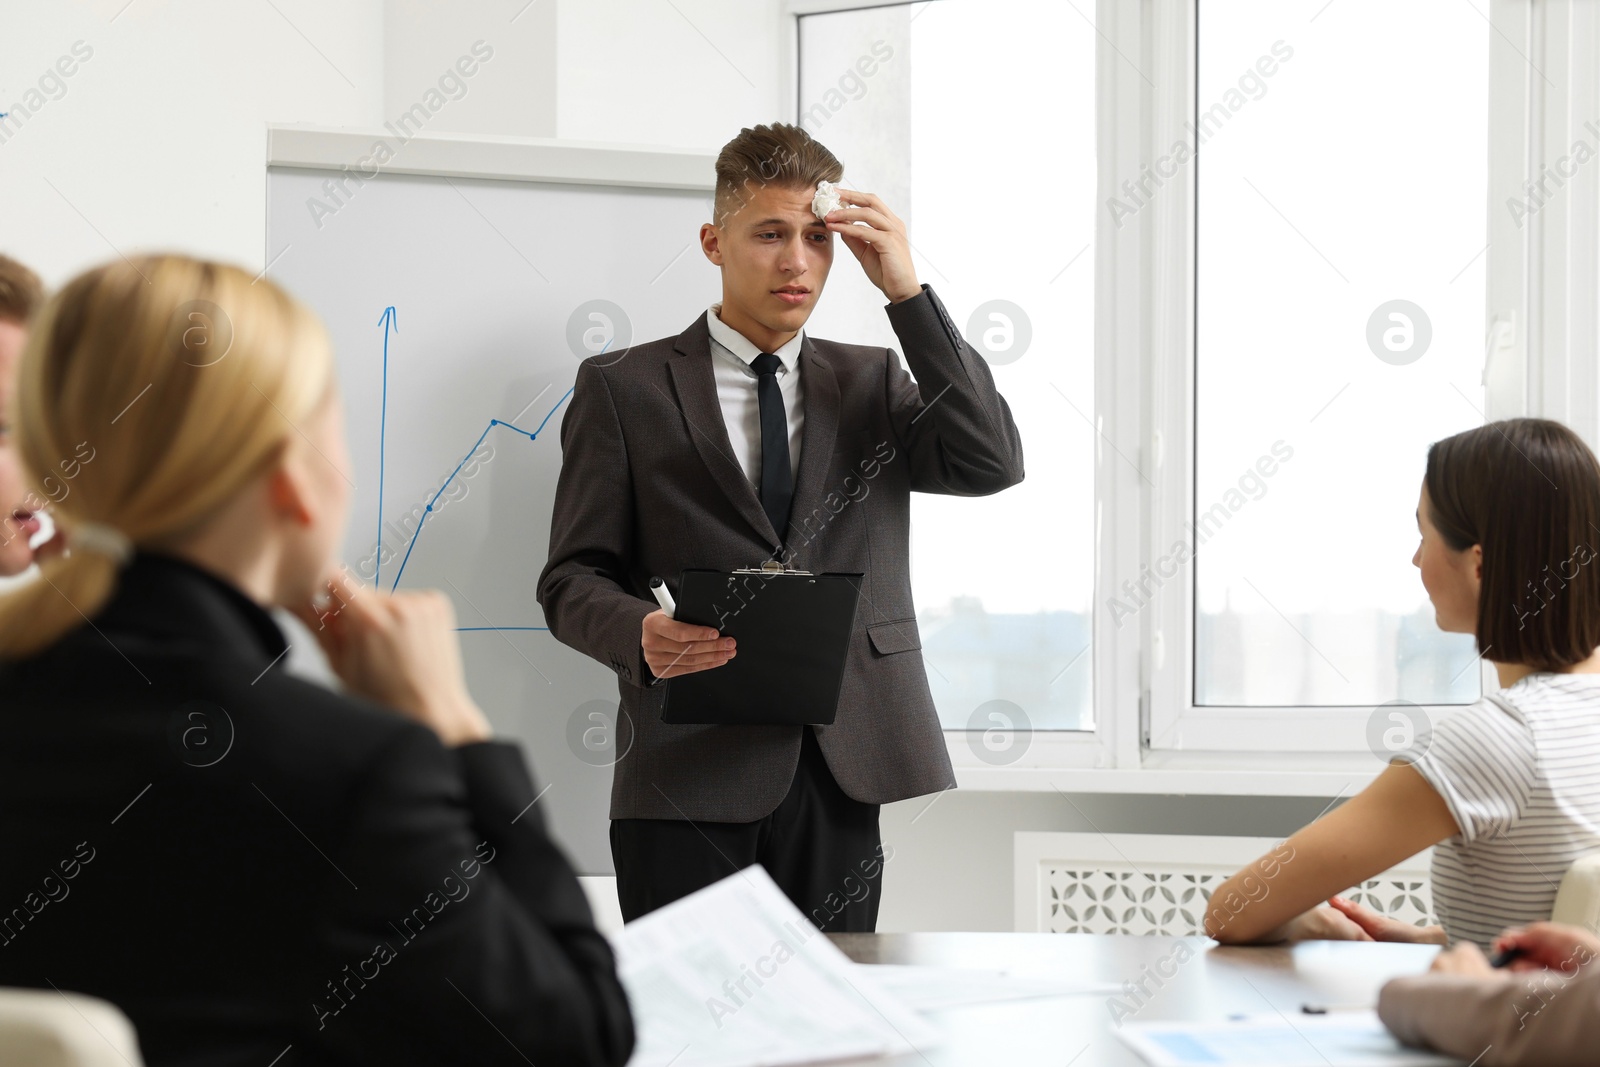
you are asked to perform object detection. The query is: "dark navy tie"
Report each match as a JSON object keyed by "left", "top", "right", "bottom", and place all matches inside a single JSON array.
[{"left": 751, "top": 352, "right": 792, "bottom": 540}]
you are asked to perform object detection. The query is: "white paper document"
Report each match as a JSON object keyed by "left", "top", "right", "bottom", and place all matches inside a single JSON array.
[
  {"left": 1119, "top": 1011, "right": 1464, "bottom": 1067},
  {"left": 616, "top": 866, "right": 941, "bottom": 1067},
  {"left": 863, "top": 964, "right": 1120, "bottom": 1012}
]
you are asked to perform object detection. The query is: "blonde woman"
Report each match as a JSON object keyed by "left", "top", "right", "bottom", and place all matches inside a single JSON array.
[{"left": 0, "top": 255, "right": 633, "bottom": 1066}]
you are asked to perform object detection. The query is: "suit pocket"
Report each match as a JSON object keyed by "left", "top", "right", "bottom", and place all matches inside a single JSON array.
[{"left": 867, "top": 617, "right": 920, "bottom": 655}]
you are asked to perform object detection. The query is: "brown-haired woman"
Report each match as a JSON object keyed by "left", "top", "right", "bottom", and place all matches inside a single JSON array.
[
  {"left": 1204, "top": 417, "right": 1600, "bottom": 950},
  {"left": 0, "top": 255, "right": 634, "bottom": 1066}
]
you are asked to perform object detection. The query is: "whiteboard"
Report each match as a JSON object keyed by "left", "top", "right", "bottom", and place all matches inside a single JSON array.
[{"left": 266, "top": 157, "right": 718, "bottom": 873}]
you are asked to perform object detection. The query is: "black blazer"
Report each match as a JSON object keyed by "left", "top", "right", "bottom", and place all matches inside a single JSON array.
[{"left": 0, "top": 551, "right": 634, "bottom": 1067}]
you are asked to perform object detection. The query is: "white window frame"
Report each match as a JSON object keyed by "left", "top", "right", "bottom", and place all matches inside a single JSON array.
[
  {"left": 1506, "top": 0, "right": 1600, "bottom": 440},
  {"left": 783, "top": 0, "right": 1584, "bottom": 792},
  {"left": 786, "top": 0, "right": 1120, "bottom": 780},
  {"left": 1152, "top": 0, "right": 1536, "bottom": 758}
]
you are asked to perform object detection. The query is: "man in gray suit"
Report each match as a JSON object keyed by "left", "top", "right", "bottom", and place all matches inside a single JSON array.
[{"left": 537, "top": 123, "right": 1023, "bottom": 931}]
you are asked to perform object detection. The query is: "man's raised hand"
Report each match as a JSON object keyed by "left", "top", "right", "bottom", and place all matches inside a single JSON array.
[{"left": 822, "top": 188, "right": 922, "bottom": 304}]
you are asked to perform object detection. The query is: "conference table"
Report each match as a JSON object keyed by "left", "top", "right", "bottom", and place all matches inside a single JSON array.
[{"left": 825, "top": 932, "right": 1443, "bottom": 1066}]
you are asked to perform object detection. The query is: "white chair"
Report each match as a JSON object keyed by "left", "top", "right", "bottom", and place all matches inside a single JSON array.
[
  {"left": 579, "top": 875, "right": 626, "bottom": 939},
  {"left": 1550, "top": 853, "right": 1600, "bottom": 935},
  {"left": 0, "top": 988, "right": 143, "bottom": 1067}
]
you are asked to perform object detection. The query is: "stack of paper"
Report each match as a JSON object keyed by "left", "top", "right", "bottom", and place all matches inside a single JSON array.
[{"left": 614, "top": 866, "right": 940, "bottom": 1067}]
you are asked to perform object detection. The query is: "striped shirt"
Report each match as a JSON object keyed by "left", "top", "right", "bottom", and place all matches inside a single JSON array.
[{"left": 1412, "top": 672, "right": 1600, "bottom": 947}]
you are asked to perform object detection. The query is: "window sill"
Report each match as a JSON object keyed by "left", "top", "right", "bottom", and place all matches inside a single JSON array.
[
  {"left": 952, "top": 766, "right": 1375, "bottom": 796},
  {"left": 945, "top": 738, "right": 1381, "bottom": 797}
]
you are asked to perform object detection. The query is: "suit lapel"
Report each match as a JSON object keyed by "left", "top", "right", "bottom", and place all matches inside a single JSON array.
[
  {"left": 784, "top": 336, "right": 839, "bottom": 550},
  {"left": 668, "top": 314, "right": 778, "bottom": 547},
  {"left": 666, "top": 317, "right": 841, "bottom": 553}
]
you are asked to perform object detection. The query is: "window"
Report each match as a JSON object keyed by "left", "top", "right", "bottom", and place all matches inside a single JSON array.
[
  {"left": 796, "top": 0, "right": 1098, "bottom": 735},
  {"left": 791, "top": 0, "right": 1562, "bottom": 784},
  {"left": 1191, "top": 0, "right": 1487, "bottom": 711}
]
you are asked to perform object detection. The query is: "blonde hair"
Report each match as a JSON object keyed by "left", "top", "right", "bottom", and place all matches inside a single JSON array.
[{"left": 0, "top": 253, "right": 334, "bottom": 658}]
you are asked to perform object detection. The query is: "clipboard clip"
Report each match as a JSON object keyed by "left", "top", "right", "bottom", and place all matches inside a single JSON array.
[{"left": 732, "top": 560, "right": 814, "bottom": 576}]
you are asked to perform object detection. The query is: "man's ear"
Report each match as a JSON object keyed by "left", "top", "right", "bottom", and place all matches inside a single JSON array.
[{"left": 700, "top": 221, "right": 724, "bottom": 267}]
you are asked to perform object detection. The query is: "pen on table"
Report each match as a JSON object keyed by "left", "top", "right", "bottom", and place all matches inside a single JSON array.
[
  {"left": 650, "top": 576, "right": 676, "bottom": 619},
  {"left": 1300, "top": 1002, "right": 1370, "bottom": 1014}
]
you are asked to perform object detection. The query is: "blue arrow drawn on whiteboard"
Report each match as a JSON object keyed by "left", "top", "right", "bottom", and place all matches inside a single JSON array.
[
  {"left": 387, "top": 389, "right": 575, "bottom": 601},
  {"left": 375, "top": 305, "right": 397, "bottom": 587},
  {"left": 378, "top": 327, "right": 610, "bottom": 632}
]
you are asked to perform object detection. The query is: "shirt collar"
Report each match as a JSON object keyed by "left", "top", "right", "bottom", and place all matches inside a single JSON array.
[{"left": 706, "top": 302, "right": 804, "bottom": 374}]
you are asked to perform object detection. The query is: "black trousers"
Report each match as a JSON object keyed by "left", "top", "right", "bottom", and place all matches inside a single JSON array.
[{"left": 610, "top": 727, "right": 884, "bottom": 932}]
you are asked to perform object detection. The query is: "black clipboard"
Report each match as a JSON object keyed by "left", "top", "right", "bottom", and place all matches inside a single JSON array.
[{"left": 659, "top": 564, "right": 863, "bottom": 725}]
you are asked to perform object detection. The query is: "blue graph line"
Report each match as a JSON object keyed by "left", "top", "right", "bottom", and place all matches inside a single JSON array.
[
  {"left": 376, "top": 313, "right": 610, "bottom": 632},
  {"left": 375, "top": 306, "right": 397, "bottom": 587},
  {"left": 387, "top": 396, "right": 573, "bottom": 596}
]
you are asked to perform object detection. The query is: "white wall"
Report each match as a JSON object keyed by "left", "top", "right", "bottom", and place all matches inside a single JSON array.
[
  {"left": 876, "top": 790, "right": 1336, "bottom": 933},
  {"left": 1, "top": 0, "right": 1325, "bottom": 933},
  {"left": 383, "top": 0, "right": 557, "bottom": 138},
  {"left": 1, "top": 0, "right": 785, "bottom": 287},
  {"left": 1, "top": 0, "right": 384, "bottom": 285},
  {"left": 556, "top": 0, "right": 783, "bottom": 147}
]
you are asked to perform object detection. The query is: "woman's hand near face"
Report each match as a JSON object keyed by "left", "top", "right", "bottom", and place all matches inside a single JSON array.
[{"left": 291, "top": 568, "right": 491, "bottom": 747}]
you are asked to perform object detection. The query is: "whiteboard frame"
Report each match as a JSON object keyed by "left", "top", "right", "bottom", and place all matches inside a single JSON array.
[{"left": 265, "top": 124, "right": 717, "bottom": 191}]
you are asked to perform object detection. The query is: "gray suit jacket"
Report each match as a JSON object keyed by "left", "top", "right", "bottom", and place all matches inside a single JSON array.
[{"left": 536, "top": 284, "right": 1024, "bottom": 822}]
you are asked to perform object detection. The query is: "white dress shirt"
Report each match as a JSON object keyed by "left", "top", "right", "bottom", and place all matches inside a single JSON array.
[{"left": 705, "top": 302, "right": 805, "bottom": 492}]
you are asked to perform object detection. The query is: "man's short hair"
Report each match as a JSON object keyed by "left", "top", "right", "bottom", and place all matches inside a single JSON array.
[
  {"left": 0, "top": 254, "right": 43, "bottom": 326},
  {"left": 713, "top": 122, "right": 844, "bottom": 227}
]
